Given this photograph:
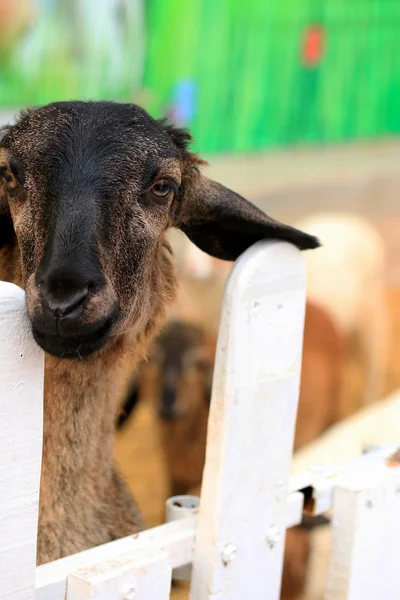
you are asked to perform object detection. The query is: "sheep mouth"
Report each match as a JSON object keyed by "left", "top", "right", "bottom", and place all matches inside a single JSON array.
[
  {"left": 158, "top": 407, "right": 179, "bottom": 422},
  {"left": 31, "top": 313, "right": 117, "bottom": 359}
]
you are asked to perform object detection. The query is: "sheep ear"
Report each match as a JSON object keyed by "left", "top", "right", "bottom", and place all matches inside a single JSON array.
[{"left": 177, "top": 172, "right": 320, "bottom": 261}]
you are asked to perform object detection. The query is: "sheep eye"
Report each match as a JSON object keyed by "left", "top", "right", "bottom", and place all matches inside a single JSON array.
[
  {"left": 192, "top": 358, "right": 208, "bottom": 371},
  {"left": 2, "top": 171, "right": 17, "bottom": 188},
  {"left": 151, "top": 179, "right": 171, "bottom": 198}
]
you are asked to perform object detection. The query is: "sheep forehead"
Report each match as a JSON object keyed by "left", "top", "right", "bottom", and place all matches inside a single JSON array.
[
  {"left": 157, "top": 323, "right": 206, "bottom": 369},
  {"left": 6, "top": 102, "right": 182, "bottom": 180}
]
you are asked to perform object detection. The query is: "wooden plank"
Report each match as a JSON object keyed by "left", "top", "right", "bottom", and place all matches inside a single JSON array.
[
  {"left": 285, "top": 492, "right": 304, "bottom": 529},
  {"left": 290, "top": 444, "right": 400, "bottom": 516},
  {"left": 190, "top": 240, "right": 307, "bottom": 600},
  {"left": 36, "top": 518, "right": 195, "bottom": 600},
  {"left": 0, "top": 282, "right": 44, "bottom": 600},
  {"left": 325, "top": 457, "right": 400, "bottom": 599},
  {"left": 67, "top": 548, "right": 171, "bottom": 600},
  {"left": 36, "top": 488, "right": 306, "bottom": 599}
]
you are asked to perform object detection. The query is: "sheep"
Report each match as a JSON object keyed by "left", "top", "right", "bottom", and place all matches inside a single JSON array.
[
  {"left": 0, "top": 100, "right": 318, "bottom": 564},
  {"left": 166, "top": 228, "right": 217, "bottom": 280},
  {"left": 294, "top": 300, "right": 344, "bottom": 448},
  {"left": 119, "top": 303, "right": 344, "bottom": 599},
  {"left": 119, "top": 320, "right": 216, "bottom": 494},
  {"left": 293, "top": 212, "right": 388, "bottom": 409},
  {"left": 121, "top": 304, "right": 344, "bottom": 488}
]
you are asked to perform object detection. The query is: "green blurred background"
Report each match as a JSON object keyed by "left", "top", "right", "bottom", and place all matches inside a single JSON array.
[{"left": 1, "top": 0, "right": 400, "bottom": 153}]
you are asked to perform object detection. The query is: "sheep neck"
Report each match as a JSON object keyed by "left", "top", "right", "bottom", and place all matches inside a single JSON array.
[
  {"left": 37, "top": 337, "right": 145, "bottom": 562},
  {"left": 1, "top": 236, "right": 175, "bottom": 562},
  {"left": 42, "top": 346, "right": 125, "bottom": 496}
]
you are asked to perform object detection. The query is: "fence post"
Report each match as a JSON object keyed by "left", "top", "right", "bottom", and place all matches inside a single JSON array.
[
  {"left": 325, "top": 462, "right": 400, "bottom": 600},
  {"left": 0, "top": 282, "right": 44, "bottom": 600},
  {"left": 190, "top": 240, "right": 307, "bottom": 600}
]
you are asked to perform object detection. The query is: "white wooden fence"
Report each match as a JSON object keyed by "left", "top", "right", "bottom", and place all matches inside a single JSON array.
[{"left": 1, "top": 239, "right": 399, "bottom": 599}]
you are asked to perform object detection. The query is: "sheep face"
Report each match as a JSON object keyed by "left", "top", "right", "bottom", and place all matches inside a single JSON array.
[
  {"left": 147, "top": 321, "right": 214, "bottom": 422},
  {"left": 0, "top": 101, "right": 319, "bottom": 359},
  {"left": 118, "top": 322, "right": 213, "bottom": 429}
]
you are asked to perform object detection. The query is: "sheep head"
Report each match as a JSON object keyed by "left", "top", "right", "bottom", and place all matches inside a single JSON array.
[
  {"left": 143, "top": 321, "right": 214, "bottom": 423},
  {"left": 0, "top": 101, "right": 319, "bottom": 359}
]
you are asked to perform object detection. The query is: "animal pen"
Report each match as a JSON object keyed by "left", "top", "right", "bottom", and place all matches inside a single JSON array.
[{"left": 1, "top": 239, "right": 399, "bottom": 600}]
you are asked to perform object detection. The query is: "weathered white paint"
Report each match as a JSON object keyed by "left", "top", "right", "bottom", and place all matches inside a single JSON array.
[
  {"left": 0, "top": 282, "right": 44, "bottom": 600},
  {"left": 34, "top": 445, "right": 400, "bottom": 599},
  {"left": 36, "top": 518, "right": 196, "bottom": 600},
  {"left": 35, "top": 487, "right": 307, "bottom": 600},
  {"left": 190, "top": 240, "right": 307, "bottom": 600},
  {"left": 290, "top": 444, "right": 399, "bottom": 517},
  {"left": 67, "top": 548, "right": 171, "bottom": 600},
  {"left": 325, "top": 450, "right": 400, "bottom": 600}
]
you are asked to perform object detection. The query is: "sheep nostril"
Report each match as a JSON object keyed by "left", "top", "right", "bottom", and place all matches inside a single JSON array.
[{"left": 44, "top": 285, "right": 89, "bottom": 318}]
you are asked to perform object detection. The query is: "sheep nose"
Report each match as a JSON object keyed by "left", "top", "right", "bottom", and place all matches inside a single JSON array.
[
  {"left": 40, "top": 282, "right": 89, "bottom": 318},
  {"left": 160, "top": 386, "right": 177, "bottom": 421}
]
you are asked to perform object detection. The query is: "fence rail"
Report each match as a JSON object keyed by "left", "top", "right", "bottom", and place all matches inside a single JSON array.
[{"left": 0, "top": 240, "right": 399, "bottom": 599}]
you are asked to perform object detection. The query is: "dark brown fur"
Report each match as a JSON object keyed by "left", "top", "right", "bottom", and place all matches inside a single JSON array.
[{"left": 0, "top": 101, "right": 318, "bottom": 564}]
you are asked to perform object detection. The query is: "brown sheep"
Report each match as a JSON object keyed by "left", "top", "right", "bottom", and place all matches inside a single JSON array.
[
  {"left": 120, "top": 301, "right": 343, "bottom": 599},
  {"left": 0, "top": 101, "right": 318, "bottom": 564},
  {"left": 294, "top": 301, "right": 344, "bottom": 449},
  {"left": 294, "top": 213, "right": 387, "bottom": 410},
  {"left": 117, "top": 321, "right": 216, "bottom": 495}
]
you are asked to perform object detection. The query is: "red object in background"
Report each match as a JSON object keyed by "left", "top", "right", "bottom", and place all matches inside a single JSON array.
[{"left": 302, "top": 25, "right": 324, "bottom": 67}]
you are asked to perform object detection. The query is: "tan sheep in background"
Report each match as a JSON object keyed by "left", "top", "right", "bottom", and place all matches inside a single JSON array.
[
  {"left": 165, "top": 229, "right": 232, "bottom": 334},
  {"left": 293, "top": 212, "right": 388, "bottom": 411}
]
